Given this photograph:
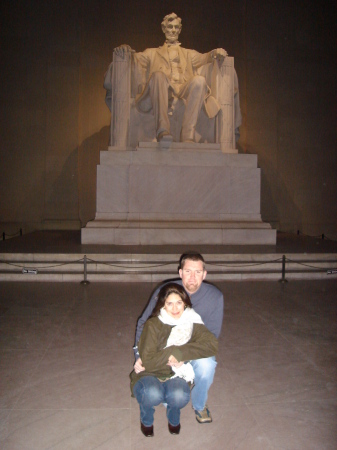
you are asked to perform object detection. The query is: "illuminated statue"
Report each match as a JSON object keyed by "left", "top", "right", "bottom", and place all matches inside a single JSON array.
[{"left": 104, "top": 13, "right": 241, "bottom": 148}]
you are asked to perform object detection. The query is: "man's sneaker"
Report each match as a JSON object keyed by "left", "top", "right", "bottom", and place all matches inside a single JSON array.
[{"left": 194, "top": 405, "right": 212, "bottom": 423}]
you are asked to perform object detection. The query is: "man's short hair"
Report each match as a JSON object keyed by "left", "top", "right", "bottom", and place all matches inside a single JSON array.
[
  {"left": 179, "top": 252, "right": 205, "bottom": 270},
  {"left": 161, "top": 12, "right": 182, "bottom": 31}
]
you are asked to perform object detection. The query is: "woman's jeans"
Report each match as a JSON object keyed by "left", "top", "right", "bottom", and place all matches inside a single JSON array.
[
  {"left": 190, "top": 356, "right": 217, "bottom": 411},
  {"left": 133, "top": 376, "right": 190, "bottom": 427}
]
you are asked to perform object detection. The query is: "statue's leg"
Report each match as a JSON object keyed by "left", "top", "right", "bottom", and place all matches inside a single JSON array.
[
  {"left": 179, "top": 76, "right": 207, "bottom": 142},
  {"left": 148, "top": 72, "right": 172, "bottom": 141}
]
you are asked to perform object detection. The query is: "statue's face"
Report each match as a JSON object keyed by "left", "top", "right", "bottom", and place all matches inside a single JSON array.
[{"left": 163, "top": 19, "right": 181, "bottom": 43}]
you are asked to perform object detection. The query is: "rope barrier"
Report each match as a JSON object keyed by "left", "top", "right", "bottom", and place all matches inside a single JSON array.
[
  {"left": 285, "top": 257, "right": 336, "bottom": 271},
  {"left": 323, "top": 235, "right": 337, "bottom": 242},
  {"left": 85, "top": 257, "right": 177, "bottom": 269},
  {"left": 297, "top": 230, "right": 337, "bottom": 242},
  {"left": 208, "top": 258, "right": 283, "bottom": 268},
  {"left": 0, "top": 258, "right": 84, "bottom": 270},
  {"left": 2, "top": 229, "right": 23, "bottom": 240},
  {"left": 0, "top": 256, "right": 336, "bottom": 272},
  {"left": 0, "top": 254, "right": 336, "bottom": 283}
]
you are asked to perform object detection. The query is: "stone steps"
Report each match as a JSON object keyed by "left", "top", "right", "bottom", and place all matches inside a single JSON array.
[{"left": 0, "top": 253, "right": 336, "bottom": 282}]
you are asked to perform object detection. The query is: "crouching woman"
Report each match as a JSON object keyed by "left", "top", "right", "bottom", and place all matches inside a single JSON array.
[{"left": 130, "top": 283, "right": 218, "bottom": 437}]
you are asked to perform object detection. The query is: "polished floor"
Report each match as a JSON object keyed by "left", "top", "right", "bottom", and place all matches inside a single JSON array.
[{"left": 1, "top": 279, "right": 337, "bottom": 449}]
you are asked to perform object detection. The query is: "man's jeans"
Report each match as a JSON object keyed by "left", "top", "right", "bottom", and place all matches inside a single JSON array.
[
  {"left": 190, "top": 356, "right": 217, "bottom": 411},
  {"left": 133, "top": 376, "right": 190, "bottom": 426}
]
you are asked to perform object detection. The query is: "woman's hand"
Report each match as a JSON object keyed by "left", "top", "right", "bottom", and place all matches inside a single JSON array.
[
  {"left": 134, "top": 357, "right": 146, "bottom": 374},
  {"left": 167, "top": 355, "right": 184, "bottom": 368}
]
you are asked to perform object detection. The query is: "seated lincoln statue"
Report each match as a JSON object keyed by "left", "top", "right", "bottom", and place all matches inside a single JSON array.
[{"left": 104, "top": 13, "right": 241, "bottom": 148}]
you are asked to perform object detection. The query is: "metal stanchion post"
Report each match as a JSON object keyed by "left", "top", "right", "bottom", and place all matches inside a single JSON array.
[
  {"left": 80, "top": 255, "right": 90, "bottom": 285},
  {"left": 278, "top": 255, "right": 288, "bottom": 283}
]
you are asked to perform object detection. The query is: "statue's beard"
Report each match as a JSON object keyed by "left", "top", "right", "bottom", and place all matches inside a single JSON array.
[{"left": 165, "top": 38, "right": 181, "bottom": 46}]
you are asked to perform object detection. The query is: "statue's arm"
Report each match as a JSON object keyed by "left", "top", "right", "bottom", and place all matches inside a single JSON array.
[
  {"left": 113, "top": 44, "right": 135, "bottom": 58},
  {"left": 132, "top": 49, "right": 152, "bottom": 94},
  {"left": 132, "top": 48, "right": 151, "bottom": 70},
  {"left": 107, "top": 45, "right": 151, "bottom": 100},
  {"left": 113, "top": 45, "right": 151, "bottom": 72},
  {"left": 190, "top": 48, "right": 228, "bottom": 69}
]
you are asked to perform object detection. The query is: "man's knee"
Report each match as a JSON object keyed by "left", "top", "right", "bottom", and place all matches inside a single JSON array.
[{"left": 192, "top": 357, "right": 217, "bottom": 378}]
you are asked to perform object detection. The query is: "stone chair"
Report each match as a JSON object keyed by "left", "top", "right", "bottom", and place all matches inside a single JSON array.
[{"left": 104, "top": 49, "right": 241, "bottom": 150}]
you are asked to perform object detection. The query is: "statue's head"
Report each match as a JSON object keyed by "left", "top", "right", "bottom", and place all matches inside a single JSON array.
[{"left": 161, "top": 13, "right": 182, "bottom": 43}]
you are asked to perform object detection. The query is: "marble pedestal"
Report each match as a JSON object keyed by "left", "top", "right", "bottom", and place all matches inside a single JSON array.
[{"left": 81, "top": 142, "right": 276, "bottom": 245}]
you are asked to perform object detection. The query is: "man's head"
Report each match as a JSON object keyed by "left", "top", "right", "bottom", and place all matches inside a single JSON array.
[
  {"left": 161, "top": 13, "right": 182, "bottom": 44},
  {"left": 178, "top": 253, "right": 207, "bottom": 294}
]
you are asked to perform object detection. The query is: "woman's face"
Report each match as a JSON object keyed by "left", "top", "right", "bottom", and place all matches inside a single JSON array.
[{"left": 164, "top": 293, "right": 185, "bottom": 319}]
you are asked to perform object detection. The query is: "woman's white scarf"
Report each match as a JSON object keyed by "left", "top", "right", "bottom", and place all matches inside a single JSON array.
[{"left": 158, "top": 307, "right": 203, "bottom": 383}]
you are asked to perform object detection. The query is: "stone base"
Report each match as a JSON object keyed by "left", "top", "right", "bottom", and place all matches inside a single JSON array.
[
  {"left": 81, "top": 220, "right": 276, "bottom": 245},
  {"left": 81, "top": 143, "right": 276, "bottom": 245}
]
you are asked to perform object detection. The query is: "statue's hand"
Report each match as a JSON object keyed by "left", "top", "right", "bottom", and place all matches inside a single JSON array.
[
  {"left": 212, "top": 48, "right": 228, "bottom": 60},
  {"left": 114, "top": 44, "right": 134, "bottom": 58}
]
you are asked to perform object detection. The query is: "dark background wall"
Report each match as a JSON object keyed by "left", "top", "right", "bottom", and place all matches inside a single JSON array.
[{"left": 0, "top": 0, "right": 336, "bottom": 237}]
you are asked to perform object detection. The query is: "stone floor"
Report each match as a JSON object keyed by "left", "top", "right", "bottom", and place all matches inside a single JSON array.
[{"left": 1, "top": 278, "right": 336, "bottom": 449}]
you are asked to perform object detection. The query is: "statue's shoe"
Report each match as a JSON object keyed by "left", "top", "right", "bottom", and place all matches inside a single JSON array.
[{"left": 157, "top": 131, "right": 173, "bottom": 142}]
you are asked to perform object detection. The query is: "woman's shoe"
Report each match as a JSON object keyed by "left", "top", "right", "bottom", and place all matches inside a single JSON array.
[
  {"left": 141, "top": 422, "right": 154, "bottom": 437},
  {"left": 168, "top": 422, "right": 181, "bottom": 435}
]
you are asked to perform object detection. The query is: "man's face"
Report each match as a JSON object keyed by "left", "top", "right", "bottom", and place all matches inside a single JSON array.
[
  {"left": 179, "top": 259, "right": 206, "bottom": 294},
  {"left": 163, "top": 19, "right": 181, "bottom": 43}
]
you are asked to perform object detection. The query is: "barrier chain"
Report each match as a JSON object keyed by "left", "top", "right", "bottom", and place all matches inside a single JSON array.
[
  {"left": 2, "top": 229, "right": 23, "bottom": 240},
  {"left": 297, "top": 230, "right": 337, "bottom": 242},
  {"left": 0, "top": 255, "right": 336, "bottom": 284}
]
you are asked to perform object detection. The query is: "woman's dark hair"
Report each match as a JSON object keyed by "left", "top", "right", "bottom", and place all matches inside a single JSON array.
[{"left": 150, "top": 283, "right": 192, "bottom": 318}]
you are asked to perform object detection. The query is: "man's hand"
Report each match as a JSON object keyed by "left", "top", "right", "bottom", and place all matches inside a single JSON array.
[
  {"left": 167, "top": 355, "right": 184, "bottom": 368},
  {"left": 212, "top": 48, "right": 228, "bottom": 61},
  {"left": 114, "top": 44, "right": 134, "bottom": 58},
  {"left": 134, "top": 357, "right": 146, "bottom": 374}
]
